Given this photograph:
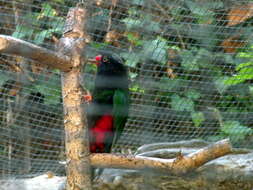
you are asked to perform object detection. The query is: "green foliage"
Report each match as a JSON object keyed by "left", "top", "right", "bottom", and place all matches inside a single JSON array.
[
  {"left": 8, "top": 0, "right": 253, "bottom": 148},
  {"left": 34, "top": 82, "right": 61, "bottom": 105},
  {"left": 191, "top": 112, "right": 205, "bottom": 127},
  {"left": 141, "top": 37, "right": 168, "bottom": 64},
  {"left": 220, "top": 121, "right": 253, "bottom": 143},
  {"left": 12, "top": 2, "right": 64, "bottom": 45},
  {"left": 224, "top": 44, "right": 253, "bottom": 85},
  {"left": 171, "top": 94, "right": 194, "bottom": 112}
]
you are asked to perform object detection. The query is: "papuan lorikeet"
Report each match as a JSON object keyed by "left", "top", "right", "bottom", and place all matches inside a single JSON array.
[{"left": 87, "top": 53, "right": 129, "bottom": 154}]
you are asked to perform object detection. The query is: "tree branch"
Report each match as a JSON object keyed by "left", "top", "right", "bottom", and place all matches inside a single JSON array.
[
  {"left": 0, "top": 35, "right": 72, "bottom": 72},
  {"left": 90, "top": 139, "right": 232, "bottom": 174}
]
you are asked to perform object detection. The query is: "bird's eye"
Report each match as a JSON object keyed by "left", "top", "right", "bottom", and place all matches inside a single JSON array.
[{"left": 103, "top": 56, "right": 108, "bottom": 62}]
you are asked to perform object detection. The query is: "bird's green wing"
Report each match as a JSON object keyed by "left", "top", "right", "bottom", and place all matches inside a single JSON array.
[{"left": 112, "top": 89, "right": 129, "bottom": 145}]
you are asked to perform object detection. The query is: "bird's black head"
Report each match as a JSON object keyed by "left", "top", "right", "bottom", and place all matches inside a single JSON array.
[
  {"left": 93, "top": 53, "right": 128, "bottom": 90},
  {"left": 95, "top": 53, "right": 123, "bottom": 67}
]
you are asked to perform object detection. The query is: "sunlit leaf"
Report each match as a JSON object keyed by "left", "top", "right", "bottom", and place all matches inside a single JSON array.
[{"left": 191, "top": 111, "right": 205, "bottom": 127}]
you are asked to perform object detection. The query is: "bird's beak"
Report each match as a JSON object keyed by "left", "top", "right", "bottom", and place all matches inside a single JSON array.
[{"left": 87, "top": 55, "right": 102, "bottom": 66}]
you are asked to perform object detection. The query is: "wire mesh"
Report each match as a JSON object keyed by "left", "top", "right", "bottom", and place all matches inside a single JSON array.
[{"left": 0, "top": 0, "right": 253, "bottom": 177}]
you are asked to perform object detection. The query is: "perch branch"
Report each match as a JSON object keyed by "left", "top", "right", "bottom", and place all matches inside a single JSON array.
[
  {"left": 90, "top": 139, "right": 232, "bottom": 174},
  {"left": 0, "top": 35, "right": 72, "bottom": 72}
]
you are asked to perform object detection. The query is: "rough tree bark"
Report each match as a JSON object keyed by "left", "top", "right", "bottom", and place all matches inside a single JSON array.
[{"left": 59, "top": 4, "right": 92, "bottom": 190}]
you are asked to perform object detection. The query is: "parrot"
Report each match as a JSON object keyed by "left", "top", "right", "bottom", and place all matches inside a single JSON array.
[{"left": 87, "top": 53, "right": 129, "bottom": 154}]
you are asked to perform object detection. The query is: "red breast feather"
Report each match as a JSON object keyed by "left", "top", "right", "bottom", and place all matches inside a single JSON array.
[{"left": 90, "top": 115, "right": 114, "bottom": 153}]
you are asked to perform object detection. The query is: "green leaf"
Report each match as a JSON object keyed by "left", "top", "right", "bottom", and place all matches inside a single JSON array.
[
  {"left": 185, "top": 90, "right": 201, "bottom": 100},
  {"left": 142, "top": 37, "right": 167, "bottom": 64},
  {"left": 121, "top": 52, "right": 140, "bottom": 68},
  {"left": 236, "top": 61, "right": 253, "bottom": 71},
  {"left": 181, "top": 50, "right": 199, "bottom": 71},
  {"left": 214, "top": 77, "right": 231, "bottom": 94},
  {"left": 171, "top": 94, "right": 194, "bottom": 112},
  {"left": 224, "top": 66, "right": 253, "bottom": 85},
  {"left": 34, "top": 30, "right": 51, "bottom": 45},
  {"left": 186, "top": 1, "right": 214, "bottom": 16},
  {"left": 126, "top": 33, "right": 143, "bottom": 46},
  {"left": 40, "top": 3, "right": 56, "bottom": 18},
  {"left": 159, "top": 78, "right": 181, "bottom": 91},
  {"left": 249, "top": 85, "right": 253, "bottom": 95},
  {"left": 123, "top": 18, "right": 142, "bottom": 30},
  {"left": 34, "top": 80, "right": 61, "bottom": 105},
  {"left": 143, "top": 19, "right": 161, "bottom": 33},
  {"left": 90, "top": 42, "right": 107, "bottom": 49},
  {"left": 221, "top": 121, "right": 252, "bottom": 141},
  {"left": 130, "top": 84, "right": 144, "bottom": 93},
  {"left": 191, "top": 112, "right": 205, "bottom": 127},
  {"left": 12, "top": 25, "right": 34, "bottom": 39},
  {"left": 129, "top": 72, "right": 138, "bottom": 79}
]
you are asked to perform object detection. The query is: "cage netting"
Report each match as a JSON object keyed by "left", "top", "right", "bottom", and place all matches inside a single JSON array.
[{"left": 0, "top": 0, "right": 253, "bottom": 177}]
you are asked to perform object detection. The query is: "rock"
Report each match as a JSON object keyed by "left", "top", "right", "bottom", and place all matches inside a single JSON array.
[{"left": 0, "top": 174, "right": 65, "bottom": 190}]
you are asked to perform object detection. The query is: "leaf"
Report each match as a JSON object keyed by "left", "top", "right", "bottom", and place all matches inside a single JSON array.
[
  {"left": 236, "top": 61, "right": 253, "bottom": 71},
  {"left": 214, "top": 77, "right": 231, "bottom": 94},
  {"left": 123, "top": 18, "right": 142, "bottom": 30},
  {"left": 249, "top": 85, "right": 253, "bottom": 95},
  {"left": 12, "top": 25, "right": 34, "bottom": 39},
  {"left": 125, "top": 32, "right": 142, "bottom": 46},
  {"left": 159, "top": 78, "right": 181, "bottom": 91},
  {"left": 34, "top": 77, "right": 61, "bottom": 105},
  {"left": 191, "top": 112, "right": 205, "bottom": 127},
  {"left": 130, "top": 84, "right": 144, "bottom": 93},
  {"left": 121, "top": 52, "right": 140, "bottom": 68},
  {"left": 224, "top": 65, "right": 253, "bottom": 85},
  {"left": 39, "top": 3, "right": 56, "bottom": 18},
  {"left": 49, "top": 17, "right": 65, "bottom": 32},
  {"left": 142, "top": 37, "right": 167, "bottom": 64},
  {"left": 34, "top": 30, "right": 51, "bottom": 45},
  {"left": 221, "top": 121, "right": 252, "bottom": 141},
  {"left": 181, "top": 50, "right": 199, "bottom": 71},
  {"left": 186, "top": 1, "right": 214, "bottom": 16},
  {"left": 171, "top": 94, "right": 194, "bottom": 112},
  {"left": 143, "top": 19, "right": 161, "bottom": 33},
  {"left": 189, "top": 25, "right": 218, "bottom": 49},
  {"left": 185, "top": 90, "right": 201, "bottom": 100}
]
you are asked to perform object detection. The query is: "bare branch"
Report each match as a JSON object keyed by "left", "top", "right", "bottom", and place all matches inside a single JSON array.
[
  {"left": 0, "top": 35, "right": 72, "bottom": 72},
  {"left": 90, "top": 139, "right": 232, "bottom": 174}
]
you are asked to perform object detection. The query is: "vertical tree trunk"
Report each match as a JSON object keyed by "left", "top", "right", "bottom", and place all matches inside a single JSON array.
[{"left": 59, "top": 4, "right": 92, "bottom": 190}]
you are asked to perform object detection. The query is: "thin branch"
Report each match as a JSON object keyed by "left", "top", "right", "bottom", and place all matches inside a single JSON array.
[{"left": 0, "top": 35, "right": 72, "bottom": 72}]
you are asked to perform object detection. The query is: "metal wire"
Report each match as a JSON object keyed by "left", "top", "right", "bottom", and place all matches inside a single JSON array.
[{"left": 0, "top": 0, "right": 252, "bottom": 177}]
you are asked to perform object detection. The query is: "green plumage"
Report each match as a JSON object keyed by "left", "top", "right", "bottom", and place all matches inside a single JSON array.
[{"left": 112, "top": 89, "right": 129, "bottom": 146}]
